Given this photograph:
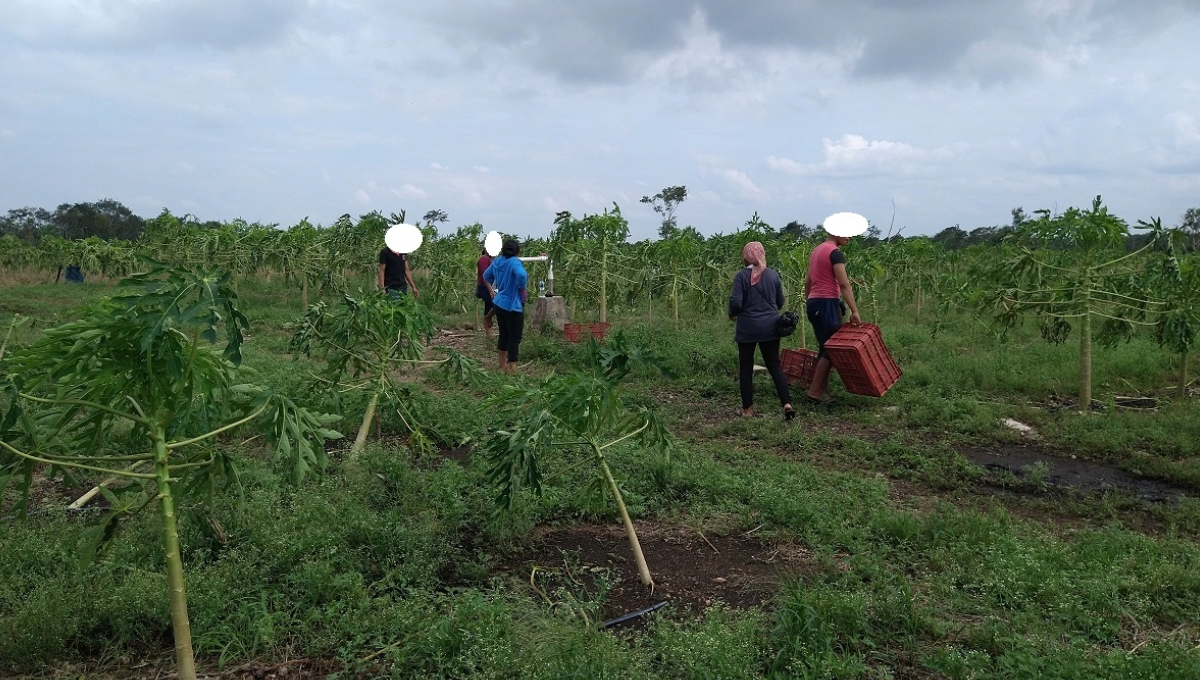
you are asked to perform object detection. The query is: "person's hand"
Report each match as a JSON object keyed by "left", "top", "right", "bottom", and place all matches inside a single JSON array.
[
  {"left": 849, "top": 312, "right": 862, "bottom": 325},
  {"left": 412, "top": 288, "right": 420, "bottom": 298}
]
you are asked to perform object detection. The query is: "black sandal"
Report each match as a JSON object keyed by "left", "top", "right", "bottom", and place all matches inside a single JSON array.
[{"left": 783, "top": 405, "right": 796, "bottom": 420}]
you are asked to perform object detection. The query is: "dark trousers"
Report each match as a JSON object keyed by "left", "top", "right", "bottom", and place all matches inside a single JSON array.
[
  {"left": 738, "top": 340, "right": 791, "bottom": 410},
  {"left": 495, "top": 307, "right": 524, "bottom": 362}
]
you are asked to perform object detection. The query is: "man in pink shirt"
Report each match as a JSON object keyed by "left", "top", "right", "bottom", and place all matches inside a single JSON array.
[{"left": 804, "top": 213, "right": 865, "bottom": 403}]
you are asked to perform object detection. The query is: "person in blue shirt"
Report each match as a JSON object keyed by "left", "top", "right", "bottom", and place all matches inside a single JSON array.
[{"left": 483, "top": 239, "right": 528, "bottom": 374}]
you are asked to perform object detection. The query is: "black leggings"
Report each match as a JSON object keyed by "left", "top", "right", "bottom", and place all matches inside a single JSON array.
[
  {"left": 495, "top": 308, "right": 524, "bottom": 362},
  {"left": 738, "top": 339, "right": 791, "bottom": 410}
]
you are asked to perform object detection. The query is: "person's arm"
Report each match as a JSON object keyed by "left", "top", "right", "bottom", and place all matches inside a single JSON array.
[
  {"left": 833, "top": 263, "right": 861, "bottom": 325},
  {"left": 803, "top": 270, "right": 813, "bottom": 299},
  {"left": 404, "top": 258, "right": 418, "bottom": 297},
  {"left": 516, "top": 264, "right": 528, "bottom": 303},
  {"left": 728, "top": 271, "right": 745, "bottom": 320},
  {"left": 378, "top": 263, "right": 386, "bottom": 290}
]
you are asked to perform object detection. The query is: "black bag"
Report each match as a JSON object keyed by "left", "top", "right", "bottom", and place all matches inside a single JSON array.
[
  {"left": 777, "top": 310, "right": 799, "bottom": 337},
  {"left": 745, "top": 273, "right": 799, "bottom": 338}
]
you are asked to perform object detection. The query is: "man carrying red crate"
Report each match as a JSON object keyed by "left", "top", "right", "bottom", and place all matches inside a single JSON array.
[{"left": 803, "top": 212, "right": 867, "bottom": 404}]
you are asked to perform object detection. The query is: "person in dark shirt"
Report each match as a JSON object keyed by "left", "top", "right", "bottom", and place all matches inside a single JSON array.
[
  {"left": 475, "top": 248, "right": 495, "bottom": 338},
  {"left": 378, "top": 247, "right": 418, "bottom": 298},
  {"left": 727, "top": 241, "right": 794, "bottom": 420}
]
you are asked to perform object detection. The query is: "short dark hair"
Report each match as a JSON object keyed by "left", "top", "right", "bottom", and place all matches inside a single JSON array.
[{"left": 501, "top": 239, "right": 521, "bottom": 257}]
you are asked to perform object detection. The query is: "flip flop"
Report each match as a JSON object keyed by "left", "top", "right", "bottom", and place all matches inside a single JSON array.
[{"left": 783, "top": 406, "right": 796, "bottom": 421}]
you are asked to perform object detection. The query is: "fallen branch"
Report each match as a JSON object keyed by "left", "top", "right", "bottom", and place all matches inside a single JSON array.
[{"left": 69, "top": 461, "right": 149, "bottom": 509}]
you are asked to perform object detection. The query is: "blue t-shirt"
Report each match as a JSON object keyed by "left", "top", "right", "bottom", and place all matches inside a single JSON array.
[{"left": 483, "top": 255, "right": 528, "bottom": 312}]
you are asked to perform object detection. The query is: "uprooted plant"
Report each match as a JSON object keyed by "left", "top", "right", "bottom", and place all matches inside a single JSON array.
[
  {"left": 0, "top": 264, "right": 341, "bottom": 680},
  {"left": 480, "top": 331, "right": 674, "bottom": 588}
]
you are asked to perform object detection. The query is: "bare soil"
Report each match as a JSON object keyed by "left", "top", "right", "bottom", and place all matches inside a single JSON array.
[{"left": 492, "top": 522, "right": 811, "bottom": 629}]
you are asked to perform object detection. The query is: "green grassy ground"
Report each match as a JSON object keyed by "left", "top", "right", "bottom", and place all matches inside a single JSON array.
[{"left": 2, "top": 276, "right": 1199, "bottom": 679}]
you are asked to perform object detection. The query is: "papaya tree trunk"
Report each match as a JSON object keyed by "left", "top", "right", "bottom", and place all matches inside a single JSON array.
[
  {"left": 600, "top": 248, "right": 608, "bottom": 324},
  {"left": 592, "top": 442, "right": 652, "bottom": 587},
  {"left": 1179, "top": 349, "right": 1190, "bottom": 399},
  {"left": 301, "top": 279, "right": 309, "bottom": 310},
  {"left": 672, "top": 277, "right": 679, "bottom": 327},
  {"left": 352, "top": 391, "right": 381, "bottom": 455},
  {"left": 1079, "top": 292, "right": 1093, "bottom": 413},
  {"left": 153, "top": 434, "right": 196, "bottom": 680},
  {"left": 916, "top": 278, "right": 923, "bottom": 323}
]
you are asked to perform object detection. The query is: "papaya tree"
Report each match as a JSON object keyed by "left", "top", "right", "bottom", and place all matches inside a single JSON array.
[
  {"left": 990, "top": 197, "right": 1162, "bottom": 412},
  {"left": 1154, "top": 226, "right": 1200, "bottom": 397},
  {"left": 647, "top": 230, "right": 706, "bottom": 326},
  {"left": 0, "top": 265, "right": 340, "bottom": 680},
  {"left": 272, "top": 219, "right": 328, "bottom": 309},
  {"left": 550, "top": 205, "right": 633, "bottom": 323},
  {"left": 289, "top": 289, "right": 482, "bottom": 456},
  {"left": 481, "top": 332, "right": 673, "bottom": 587}
]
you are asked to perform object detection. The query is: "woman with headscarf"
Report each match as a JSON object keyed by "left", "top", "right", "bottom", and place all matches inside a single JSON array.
[
  {"left": 728, "top": 242, "right": 794, "bottom": 420},
  {"left": 483, "top": 239, "right": 528, "bottom": 373}
]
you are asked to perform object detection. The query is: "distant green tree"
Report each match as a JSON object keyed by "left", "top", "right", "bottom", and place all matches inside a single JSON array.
[
  {"left": 640, "top": 185, "right": 687, "bottom": 239},
  {"left": 1011, "top": 207, "right": 1029, "bottom": 228},
  {"left": 781, "top": 221, "right": 814, "bottom": 239},
  {"left": 422, "top": 209, "right": 449, "bottom": 236},
  {"left": 0, "top": 207, "right": 53, "bottom": 244},
  {"left": 51, "top": 199, "right": 145, "bottom": 241},
  {"left": 1180, "top": 207, "right": 1200, "bottom": 252},
  {"left": 932, "top": 225, "right": 968, "bottom": 250}
]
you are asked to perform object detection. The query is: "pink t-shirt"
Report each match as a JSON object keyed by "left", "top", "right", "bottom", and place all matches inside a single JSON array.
[{"left": 807, "top": 240, "right": 845, "bottom": 299}]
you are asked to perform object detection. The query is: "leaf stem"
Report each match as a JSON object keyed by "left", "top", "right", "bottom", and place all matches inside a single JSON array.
[{"left": 0, "top": 440, "right": 158, "bottom": 479}]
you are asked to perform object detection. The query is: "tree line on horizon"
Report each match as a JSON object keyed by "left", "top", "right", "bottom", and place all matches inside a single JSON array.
[{"left": 3, "top": 195, "right": 1199, "bottom": 252}]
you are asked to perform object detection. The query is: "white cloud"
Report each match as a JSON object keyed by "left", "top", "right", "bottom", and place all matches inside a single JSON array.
[
  {"left": 766, "top": 156, "right": 804, "bottom": 174},
  {"left": 0, "top": 128, "right": 13, "bottom": 138},
  {"left": 817, "top": 186, "right": 844, "bottom": 204},
  {"left": 473, "top": 165, "right": 490, "bottom": 173},
  {"left": 430, "top": 162, "right": 448, "bottom": 170},
  {"left": 392, "top": 183, "right": 427, "bottom": 199},
  {"left": 718, "top": 168, "right": 761, "bottom": 197},
  {"left": 355, "top": 189, "right": 371, "bottom": 203},
  {"left": 541, "top": 196, "right": 562, "bottom": 213},
  {"left": 1166, "top": 111, "right": 1200, "bottom": 148},
  {"left": 769, "top": 134, "right": 952, "bottom": 178}
]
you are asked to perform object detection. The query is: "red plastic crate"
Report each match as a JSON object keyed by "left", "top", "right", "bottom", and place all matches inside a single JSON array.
[
  {"left": 589, "top": 322, "right": 611, "bottom": 342},
  {"left": 823, "top": 324, "right": 902, "bottom": 397},
  {"left": 780, "top": 348, "right": 818, "bottom": 388},
  {"left": 563, "top": 323, "right": 587, "bottom": 342}
]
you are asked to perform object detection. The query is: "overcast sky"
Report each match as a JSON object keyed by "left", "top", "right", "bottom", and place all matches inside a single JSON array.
[{"left": 2, "top": 1, "right": 1198, "bottom": 240}]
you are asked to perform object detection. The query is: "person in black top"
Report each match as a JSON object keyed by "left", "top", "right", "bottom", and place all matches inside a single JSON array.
[
  {"left": 727, "top": 241, "right": 794, "bottom": 420},
  {"left": 378, "top": 247, "right": 419, "bottom": 298}
]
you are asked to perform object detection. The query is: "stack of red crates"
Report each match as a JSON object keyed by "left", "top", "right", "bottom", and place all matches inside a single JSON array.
[
  {"left": 780, "top": 348, "right": 818, "bottom": 388},
  {"left": 823, "top": 323, "right": 902, "bottom": 397},
  {"left": 563, "top": 323, "right": 587, "bottom": 342},
  {"left": 563, "top": 322, "right": 612, "bottom": 343}
]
